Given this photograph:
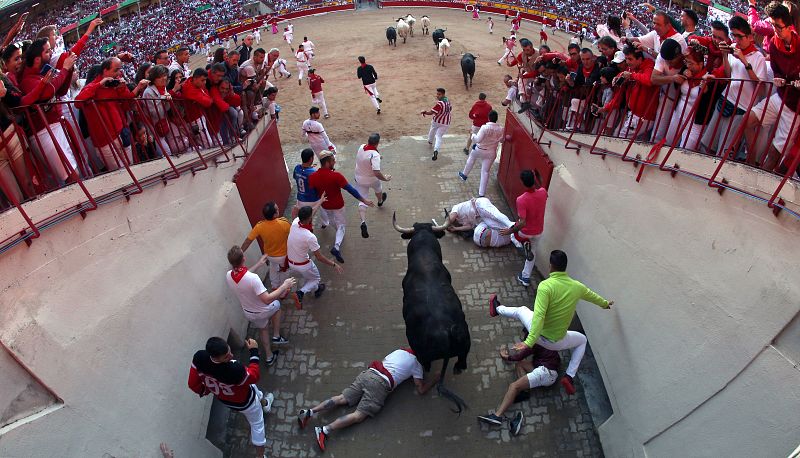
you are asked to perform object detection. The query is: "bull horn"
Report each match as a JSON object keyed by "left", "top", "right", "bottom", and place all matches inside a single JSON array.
[
  {"left": 392, "top": 212, "right": 414, "bottom": 234},
  {"left": 432, "top": 208, "right": 451, "bottom": 232}
]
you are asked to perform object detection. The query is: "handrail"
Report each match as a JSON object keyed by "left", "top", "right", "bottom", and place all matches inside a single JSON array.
[
  {"left": 0, "top": 96, "right": 264, "bottom": 254},
  {"left": 515, "top": 72, "right": 800, "bottom": 219}
]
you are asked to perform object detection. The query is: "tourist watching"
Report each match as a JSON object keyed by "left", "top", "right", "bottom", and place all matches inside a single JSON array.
[
  {"left": 76, "top": 56, "right": 147, "bottom": 171},
  {"left": 181, "top": 67, "right": 214, "bottom": 148},
  {"left": 168, "top": 47, "right": 191, "bottom": 79},
  {"left": 598, "top": 45, "right": 658, "bottom": 140},
  {"left": 19, "top": 37, "right": 78, "bottom": 183}
]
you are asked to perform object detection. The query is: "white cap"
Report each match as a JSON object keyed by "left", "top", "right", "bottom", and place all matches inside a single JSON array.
[{"left": 612, "top": 50, "right": 625, "bottom": 64}]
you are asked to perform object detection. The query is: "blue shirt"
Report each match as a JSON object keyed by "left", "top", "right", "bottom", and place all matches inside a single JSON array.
[{"left": 293, "top": 164, "right": 319, "bottom": 202}]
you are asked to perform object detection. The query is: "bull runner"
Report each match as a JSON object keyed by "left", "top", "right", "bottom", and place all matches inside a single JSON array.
[
  {"left": 488, "top": 250, "right": 614, "bottom": 395},
  {"left": 188, "top": 337, "right": 275, "bottom": 457},
  {"left": 356, "top": 56, "right": 382, "bottom": 115},
  {"left": 296, "top": 348, "right": 440, "bottom": 452}
]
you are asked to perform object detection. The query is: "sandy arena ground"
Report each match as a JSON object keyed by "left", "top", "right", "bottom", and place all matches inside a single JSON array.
[{"left": 201, "top": 7, "right": 574, "bottom": 146}]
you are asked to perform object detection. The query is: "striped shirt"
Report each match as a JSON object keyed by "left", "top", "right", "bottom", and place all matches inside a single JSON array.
[{"left": 431, "top": 98, "right": 452, "bottom": 125}]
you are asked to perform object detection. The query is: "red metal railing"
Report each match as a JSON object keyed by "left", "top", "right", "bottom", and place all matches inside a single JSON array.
[
  {"left": 515, "top": 72, "right": 800, "bottom": 218},
  {"left": 0, "top": 96, "right": 267, "bottom": 254}
]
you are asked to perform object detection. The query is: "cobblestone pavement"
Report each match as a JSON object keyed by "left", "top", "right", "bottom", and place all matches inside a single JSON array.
[{"left": 224, "top": 136, "right": 605, "bottom": 457}]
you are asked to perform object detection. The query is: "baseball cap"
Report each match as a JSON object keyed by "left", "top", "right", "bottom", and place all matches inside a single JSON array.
[
  {"left": 612, "top": 51, "right": 625, "bottom": 64},
  {"left": 318, "top": 150, "right": 334, "bottom": 160}
]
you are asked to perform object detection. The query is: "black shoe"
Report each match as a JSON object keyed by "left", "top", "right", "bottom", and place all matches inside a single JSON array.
[
  {"left": 299, "top": 80, "right": 302, "bottom": 85},
  {"left": 296, "top": 290, "right": 305, "bottom": 305},
  {"left": 463, "top": 147, "right": 469, "bottom": 154},
  {"left": 432, "top": 150, "right": 438, "bottom": 161},
  {"left": 266, "top": 350, "right": 279, "bottom": 366},
  {"left": 297, "top": 409, "right": 312, "bottom": 429},
  {"left": 361, "top": 222, "right": 369, "bottom": 238},
  {"left": 377, "top": 108, "right": 381, "bottom": 115},
  {"left": 271, "top": 336, "right": 289, "bottom": 345},
  {"left": 477, "top": 413, "right": 504, "bottom": 426},
  {"left": 517, "top": 102, "right": 531, "bottom": 114},
  {"left": 377, "top": 192, "right": 387, "bottom": 207},
  {"left": 315, "top": 283, "right": 326, "bottom": 298},
  {"left": 376, "top": 97, "right": 383, "bottom": 104},
  {"left": 510, "top": 411, "right": 524, "bottom": 436},
  {"left": 330, "top": 247, "right": 344, "bottom": 263}
]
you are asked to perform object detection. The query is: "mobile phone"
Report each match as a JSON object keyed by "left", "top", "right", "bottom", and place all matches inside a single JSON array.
[
  {"left": 104, "top": 79, "right": 121, "bottom": 88},
  {"left": 39, "top": 63, "right": 53, "bottom": 76}
]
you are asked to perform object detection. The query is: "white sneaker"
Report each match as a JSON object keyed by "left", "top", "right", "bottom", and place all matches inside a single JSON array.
[{"left": 262, "top": 392, "right": 275, "bottom": 414}]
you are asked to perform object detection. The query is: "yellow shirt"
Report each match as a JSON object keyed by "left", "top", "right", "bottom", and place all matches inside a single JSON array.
[{"left": 247, "top": 217, "right": 291, "bottom": 257}]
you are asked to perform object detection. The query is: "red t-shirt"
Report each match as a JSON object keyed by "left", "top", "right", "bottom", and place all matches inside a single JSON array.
[
  {"left": 308, "top": 167, "right": 349, "bottom": 209},
  {"left": 469, "top": 100, "right": 493, "bottom": 127},
  {"left": 516, "top": 188, "right": 548, "bottom": 235},
  {"left": 309, "top": 74, "right": 324, "bottom": 94}
]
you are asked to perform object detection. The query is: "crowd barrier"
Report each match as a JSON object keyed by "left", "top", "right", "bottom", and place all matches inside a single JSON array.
[
  {"left": 0, "top": 97, "right": 272, "bottom": 254},
  {"left": 515, "top": 73, "right": 800, "bottom": 216}
]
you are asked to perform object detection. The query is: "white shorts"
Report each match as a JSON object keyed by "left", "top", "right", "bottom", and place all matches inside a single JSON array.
[
  {"left": 750, "top": 92, "right": 800, "bottom": 154},
  {"left": 242, "top": 300, "right": 280, "bottom": 329},
  {"left": 354, "top": 178, "right": 382, "bottom": 198},
  {"left": 527, "top": 365, "right": 558, "bottom": 389}
]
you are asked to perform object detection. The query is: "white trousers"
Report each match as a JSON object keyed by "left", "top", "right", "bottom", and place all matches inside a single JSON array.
[
  {"left": 289, "top": 259, "right": 321, "bottom": 294},
  {"left": 297, "top": 62, "right": 308, "bottom": 81},
  {"left": 701, "top": 106, "right": 745, "bottom": 157},
  {"left": 364, "top": 83, "right": 380, "bottom": 109},
  {"left": 518, "top": 232, "right": 541, "bottom": 279},
  {"left": 34, "top": 123, "right": 78, "bottom": 182},
  {"left": 240, "top": 385, "right": 267, "bottom": 446},
  {"left": 271, "top": 58, "right": 291, "bottom": 77},
  {"left": 321, "top": 207, "right": 346, "bottom": 249},
  {"left": 497, "top": 304, "right": 587, "bottom": 378},
  {"left": 427, "top": 122, "right": 449, "bottom": 151},
  {"left": 312, "top": 91, "right": 328, "bottom": 116},
  {"left": 97, "top": 138, "right": 134, "bottom": 172},
  {"left": 474, "top": 197, "right": 514, "bottom": 229},
  {"left": 266, "top": 255, "right": 290, "bottom": 290},
  {"left": 498, "top": 48, "right": 514, "bottom": 64},
  {"left": 354, "top": 178, "right": 382, "bottom": 223},
  {"left": 462, "top": 146, "right": 497, "bottom": 196},
  {"left": 651, "top": 94, "right": 677, "bottom": 143}
]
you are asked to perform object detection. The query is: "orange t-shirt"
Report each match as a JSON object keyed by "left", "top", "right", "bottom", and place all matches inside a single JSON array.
[{"left": 247, "top": 217, "right": 291, "bottom": 257}]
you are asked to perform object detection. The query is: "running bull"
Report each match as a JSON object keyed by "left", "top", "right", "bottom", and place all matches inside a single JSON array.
[
  {"left": 461, "top": 53, "right": 476, "bottom": 89},
  {"left": 393, "top": 212, "right": 470, "bottom": 413}
]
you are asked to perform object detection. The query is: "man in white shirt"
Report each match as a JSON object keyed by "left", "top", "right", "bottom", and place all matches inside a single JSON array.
[
  {"left": 502, "top": 74, "right": 518, "bottom": 107},
  {"left": 296, "top": 44, "right": 310, "bottom": 85},
  {"left": 650, "top": 38, "right": 686, "bottom": 143},
  {"left": 631, "top": 11, "right": 687, "bottom": 59},
  {"left": 459, "top": 110, "right": 505, "bottom": 197},
  {"left": 700, "top": 16, "right": 768, "bottom": 157},
  {"left": 168, "top": 47, "right": 191, "bottom": 78},
  {"left": 301, "top": 36, "right": 315, "bottom": 61},
  {"left": 283, "top": 24, "right": 294, "bottom": 52},
  {"left": 254, "top": 27, "right": 261, "bottom": 44},
  {"left": 302, "top": 107, "right": 335, "bottom": 158},
  {"left": 353, "top": 133, "right": 392, "bottom": 238},
  {"left": 446, "top": 197, "right": 516, "bottom": 235},
  {"left": 286, "top": 206, "right": 343, "bottom": 305},
  {"left": 296, "top": 348, "right": 440, "bottom": 452},
  {"left": 225, "top": 246, "right": 296, "bottom": 366}
]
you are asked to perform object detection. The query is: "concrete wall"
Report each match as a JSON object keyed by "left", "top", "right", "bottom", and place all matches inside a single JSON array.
[
  {"left": 0, "top": 160, "right": 252, "bottom": 457},
  {"left": 520, "top": 119, "right": 800, "bottom": 457}
]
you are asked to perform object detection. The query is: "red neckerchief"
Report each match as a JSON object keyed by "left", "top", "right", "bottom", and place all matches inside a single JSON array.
[
  {"left": 360, "top": 63, "right": 367, "bottom": 68},
  {"left": 738, "top": 43, "right": 758, "bottom": 56},
  {"left": 771, "top": 30, "right": 799, "bottom": 55},
  {"left": 231, "top": 266, "right": 247, "bottom": 283},
  {"left": 658, "top": 26, "right": 677, "bottom": 41},
  {"left": 299, "top": 222, "right": 314, "bottom": 232},
  {"left": 688, "top": 68, "right": 707, "bottom": 89},
  {"left": 157, "top": 86, "right": 166, "bottom": 95},
  {"left": 363, "top": 144, "right": 378, "bottom": 151}
]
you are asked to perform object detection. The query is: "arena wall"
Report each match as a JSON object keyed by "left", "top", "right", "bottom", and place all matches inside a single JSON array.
[
  {"left": 505, "top": 114, "right": 800, "bottom": 457},
  {"left": 0, "top": 160, "right": 255, "bottom": 457}
]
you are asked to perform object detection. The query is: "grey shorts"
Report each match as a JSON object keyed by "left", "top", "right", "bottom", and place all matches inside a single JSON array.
[{"left": 341, "top": 370, "right": 391, "bottom": 417}]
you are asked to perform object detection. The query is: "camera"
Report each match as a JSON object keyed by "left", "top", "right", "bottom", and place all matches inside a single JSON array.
[
  {"left": 104, "top": 79, "right": 121, "bottom": 88},
  {"left": 568, "top": 72, "right": 578, "bottom": 80},
  {"left": 614, "top": 76, "right": 625, "bottom": 87}
]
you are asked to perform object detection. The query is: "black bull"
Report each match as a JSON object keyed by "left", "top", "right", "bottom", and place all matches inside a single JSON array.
[
  {"left": 386, "top": 27, "right": 397, "bottom": 47},
  {"left": 394, "top": 213, "right": 470, "bottom": 413},
  {"left": 461, "top": 53, "right": 476, "bottom": 89},
  {"left": 432, "top": 28, "right": 446, "bottom": 49}
]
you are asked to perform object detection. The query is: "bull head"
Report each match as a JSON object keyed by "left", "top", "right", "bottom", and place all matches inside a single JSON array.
[{"left": 393, "top": 211, "right": 451, "bottom": 239}]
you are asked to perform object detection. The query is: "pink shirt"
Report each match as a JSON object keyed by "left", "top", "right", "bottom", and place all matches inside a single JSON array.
[{"left": 516, "top": 188, "right": 547, "bottom": 236}]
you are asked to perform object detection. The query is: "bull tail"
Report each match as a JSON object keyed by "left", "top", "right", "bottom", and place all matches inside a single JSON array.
[{"left": 437, "top": 358, "right": 468, "bottom": 415}]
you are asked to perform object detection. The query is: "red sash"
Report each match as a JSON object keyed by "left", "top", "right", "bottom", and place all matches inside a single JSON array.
[{"left": 369, "top": 360, "right": 395, "bottom": 389}]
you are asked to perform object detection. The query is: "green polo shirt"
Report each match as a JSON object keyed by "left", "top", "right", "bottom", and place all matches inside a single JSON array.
[{"left": 524, "top": 271, "right": 609, "bottom": 347}]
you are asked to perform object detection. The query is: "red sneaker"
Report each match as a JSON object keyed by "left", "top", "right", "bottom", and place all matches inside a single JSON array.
[
  {"left": 297, "top": 409, "right": 311, "bottom": 429},
  {"left": 315, "top": 426, "right": 327, "bottom": 451},
  {"left": 488, "top": 294, "right": 500, "bottom": 317},
  {"left": 561, "top": 375, "right": 576, "bottom": 395}
]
